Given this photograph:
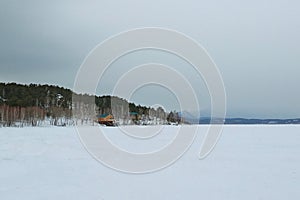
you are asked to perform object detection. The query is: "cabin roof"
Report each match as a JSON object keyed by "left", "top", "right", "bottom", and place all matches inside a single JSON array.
[
  {"left": 130, "top": 112, "right": 138, "bottom": 115},
  {"left": 97, "top": 114, "right": 110, "bottom": 118}
]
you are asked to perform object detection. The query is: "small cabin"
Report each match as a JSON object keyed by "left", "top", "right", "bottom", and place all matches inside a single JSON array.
[
  {"left": 129, "top": 112, "right": 139, "bottom": 121},
  {"left": 97, "top": 114, "right": 115, "bottom": 126}
]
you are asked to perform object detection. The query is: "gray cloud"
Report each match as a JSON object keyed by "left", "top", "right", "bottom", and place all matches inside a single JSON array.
[{"left": 0, "top": 0, "right": 300, "bottom": 118}]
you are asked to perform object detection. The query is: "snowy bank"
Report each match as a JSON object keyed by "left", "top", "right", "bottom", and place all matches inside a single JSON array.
[{"left": 0, "top": 125, "right": 299, "bottom": 200}]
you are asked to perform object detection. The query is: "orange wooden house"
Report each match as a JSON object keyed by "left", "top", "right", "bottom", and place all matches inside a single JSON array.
[{"left": 97, "top": 114, "right": 115, "bottom": 126}]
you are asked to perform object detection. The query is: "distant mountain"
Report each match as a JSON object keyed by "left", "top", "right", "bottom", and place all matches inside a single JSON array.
[
  {"left": 179, "top": 111, "right": 300, "bottom": 124},
  {"left": 178, "top": 111, "right": 200, "bottom": 124},
  {"left": 224, "top": 118, "right": 300, "bottom": 124}
]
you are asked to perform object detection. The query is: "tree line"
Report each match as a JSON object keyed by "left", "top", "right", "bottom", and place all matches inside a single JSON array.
[{"left": 0, "top": 82, "right": 181, "bottom": 127}]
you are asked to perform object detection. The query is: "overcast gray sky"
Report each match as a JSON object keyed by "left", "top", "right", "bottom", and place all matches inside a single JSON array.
[{"left": 0, "top": 0, "right": 299, "bottom": 118}]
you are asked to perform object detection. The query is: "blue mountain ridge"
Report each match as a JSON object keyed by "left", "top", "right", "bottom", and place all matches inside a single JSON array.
[{"left": 178, "top": 111, "right": 300, "bottom": 124}]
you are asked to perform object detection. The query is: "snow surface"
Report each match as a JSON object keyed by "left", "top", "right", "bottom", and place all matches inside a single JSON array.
[{"left": 0, "top": 125, "right": 299, "bottom": 200}]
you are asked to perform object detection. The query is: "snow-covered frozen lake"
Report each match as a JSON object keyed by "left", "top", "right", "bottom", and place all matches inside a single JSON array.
[{"left": 0, "top": 125, "right": 299, "bottom": 200}]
